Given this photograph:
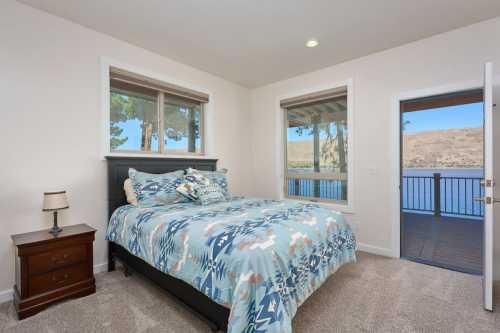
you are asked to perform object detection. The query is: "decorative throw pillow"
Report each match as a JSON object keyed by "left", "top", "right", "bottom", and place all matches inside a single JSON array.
[
  {"left": 176, "top": 171, "right": 211, "bottom": 201},
  {"left": 195, "top": 182, "right": 227, "bottom": 206},
  {"left": 176, "top": 181, "right": 198, "bottom": 201},
  {"left": 186, "top": 168, "right": 231, "bottom": 199},
  {"left": 128, "top": 168, "right": 188, "bottom": 206},
  {"left": 123, "top": 178, "right": 138, "bottom": 205}
]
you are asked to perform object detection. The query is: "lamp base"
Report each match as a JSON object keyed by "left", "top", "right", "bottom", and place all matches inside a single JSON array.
[
  {"left": 49, "top": 226, "right": 63, "bottom": 235},
  {"left": 48, "top": 211, "right": 62, "bottom": 235}
]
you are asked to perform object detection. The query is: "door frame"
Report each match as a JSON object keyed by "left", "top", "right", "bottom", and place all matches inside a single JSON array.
[{"left": 391, "top": 79, "right": 483, "bottom": 258}]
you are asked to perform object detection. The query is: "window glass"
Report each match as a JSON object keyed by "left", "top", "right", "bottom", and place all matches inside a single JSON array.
[
  {"left": 110, "top": 89, "right": 159, "bottom": 152},
  {"left": 109, "top": 77, "right": 205, "bottom": 156},
  {"left": 285, "top": 96, "right": 348, "bottom": 202},
  {"left": 164, "top": 97, "right": 202, "bottom": 154}
]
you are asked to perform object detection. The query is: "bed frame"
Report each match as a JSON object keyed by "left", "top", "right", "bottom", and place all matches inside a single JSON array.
[{"left": 106, "top": 156, "right": 230, "bottom": 332}]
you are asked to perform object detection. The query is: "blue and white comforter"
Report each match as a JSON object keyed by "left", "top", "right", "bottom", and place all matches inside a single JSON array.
[{"left": 106, "top": 198, "right": 356, "bottom": 333}]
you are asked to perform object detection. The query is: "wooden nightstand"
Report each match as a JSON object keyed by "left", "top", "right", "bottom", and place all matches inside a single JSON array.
[{"left": 11, "top": 224, "right": 96, "bottom": 319}]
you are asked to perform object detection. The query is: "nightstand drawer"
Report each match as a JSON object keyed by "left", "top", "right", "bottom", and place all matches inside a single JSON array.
[
  {"left": 29, "top": 263, "right": 90, "bottom": 295},
  {"left": 28, "top": 245, "right": 87, "bottom": 275}
]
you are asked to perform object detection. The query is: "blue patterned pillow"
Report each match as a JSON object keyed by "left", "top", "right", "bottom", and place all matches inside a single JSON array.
[
  {"left": 128, "top": 168, "right": 188, "bottom": 206},
  {"left": 186, "top": 168, "right": 231, "bottom": 199},
  {"left": 195, "top": 182, "right": 227, "bottom": 205}
]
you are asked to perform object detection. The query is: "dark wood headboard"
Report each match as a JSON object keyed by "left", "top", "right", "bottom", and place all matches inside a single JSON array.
[{"left": 106, "top": 156, "right": 218, "bottom": 219}]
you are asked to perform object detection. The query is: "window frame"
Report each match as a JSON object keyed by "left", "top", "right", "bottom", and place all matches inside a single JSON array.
[
  {"left": 101, "top": 58, "right": 211, "bottom": 159},
  {"left": 278, "top": 80, "right": 354, "bottom": 212}
]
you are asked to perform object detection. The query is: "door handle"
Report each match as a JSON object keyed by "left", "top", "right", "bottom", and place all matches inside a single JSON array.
[
  {"left": 474, "top": 197, "right": 500, "bottom": 204},
  {"left": 475, "top": 197, "right": 491, "bottom": 204},
  {"left": 480, "top": 179, "right": 494, "bottom": 187}
]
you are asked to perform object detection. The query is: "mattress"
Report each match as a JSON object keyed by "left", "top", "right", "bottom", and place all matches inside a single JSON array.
[{"left": 106, "top": 197, "right": 356, "bottom": 332}]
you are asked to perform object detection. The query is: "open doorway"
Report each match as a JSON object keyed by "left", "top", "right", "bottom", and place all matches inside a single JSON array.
[{"left": 400, "top": 89, "right": 484, "bottom": 275}]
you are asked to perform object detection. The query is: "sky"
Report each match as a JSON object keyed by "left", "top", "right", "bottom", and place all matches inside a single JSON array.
[
  {"left": 115, "top": 101, "right": 483, "bottom": 150},
  {"left": 403, "top": 102, "right": 484, "bottom": 134}
]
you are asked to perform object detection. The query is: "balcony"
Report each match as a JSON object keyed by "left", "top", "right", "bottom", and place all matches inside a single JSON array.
[
  {"left": 402, "top": 213, "right": 482, "bottom": 274},
  {"left": 402, "top": 173, "right": 483, "bottom": 274},
  {"left": 286, "top": 176, "right": 347, "bottom": 202}
]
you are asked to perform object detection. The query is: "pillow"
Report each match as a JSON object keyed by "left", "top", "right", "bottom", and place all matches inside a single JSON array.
[
  {"left": 176, "top": 181, "right": 198, "bottom": 201},
  {"left": 186, "top": 168, "right": 231, "bottom": 199},
  {"left": 128, "top": 168, "right": 187, "bottom": 206},
  {"left": 176, "top": 171, "right": 211, "bottom": 201},
  {"left": 123, "top": 178, "right": 138, "bottom": 205},
  {"left": 195, "top": 182, "right": 227, "bottom": 206}
]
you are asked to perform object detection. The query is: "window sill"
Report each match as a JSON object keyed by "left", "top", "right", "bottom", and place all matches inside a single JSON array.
[
  {"left": 102, "top": 152, "right": 217, "bottom": 161},
  {"left": 316, "top": 201, "right": 354, "bottom": 215},
  {"left": 284, "top": 196, "right": 354, "bottom": 214}
]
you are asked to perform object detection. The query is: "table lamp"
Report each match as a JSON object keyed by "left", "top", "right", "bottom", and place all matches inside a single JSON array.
[{"left": 43, "top": 191, "right": 69, "bottom": 235}]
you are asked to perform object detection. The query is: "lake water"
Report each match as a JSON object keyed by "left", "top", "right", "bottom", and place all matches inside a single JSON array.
[
  {"left": 287, "top": 168, "right": 484, "bottom": 219},
  {"left": 403, "top": 168, "right": 483, "bottom": 178}
]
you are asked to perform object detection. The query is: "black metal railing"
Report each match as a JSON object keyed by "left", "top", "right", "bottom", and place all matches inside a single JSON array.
[
  {"left": 402, "top": 173, "right": 484, "bottom": 217},
  {"left": 287, "top": 178, "right": 347, "bottom": 201}
]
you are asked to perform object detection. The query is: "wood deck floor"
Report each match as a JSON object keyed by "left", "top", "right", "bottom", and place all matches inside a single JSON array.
[{"left": 402, "top": 212, "right": 483, "bottom": 274}]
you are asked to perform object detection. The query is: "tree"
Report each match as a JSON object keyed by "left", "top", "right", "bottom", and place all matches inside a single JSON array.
[
  {"left": 109, "top": 91, "right": 158, "bottom": 150},
  {"left": 164, "top": 103, "right": 200, "bottom": 152},
  {"left": 110, "top": 90, "right": 200, "bottom": 152},
  {"left": 402, "top": 120, "right": 411, "bottom": 131},
  {"left": 293, "top": 119, "right": 347, "bottom": 172}
]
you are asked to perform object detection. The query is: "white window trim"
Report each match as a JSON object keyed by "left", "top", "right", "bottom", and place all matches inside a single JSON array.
[
  {"left": 275, "top": 79, "right": 355, "bottom": 213},
  {"left": 100, "top": 57, "right": 215, "bottom": 160}
]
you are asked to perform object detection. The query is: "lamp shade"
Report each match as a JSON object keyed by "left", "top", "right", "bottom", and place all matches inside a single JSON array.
[{"left": 42, "top": 191, "right": 69, "bottom": 211}]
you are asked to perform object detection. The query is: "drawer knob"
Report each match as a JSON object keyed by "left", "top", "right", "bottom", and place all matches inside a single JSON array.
[
  {"left": 51, "top": 254, "right": 69, "bottom": 265},
  {"left": 52, "top": 273, "right": 69, "bottom": 283}
]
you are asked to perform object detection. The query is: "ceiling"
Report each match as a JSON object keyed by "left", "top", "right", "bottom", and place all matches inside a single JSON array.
[
  {"left": 18, "top": 0, "right": 500, "bottom": 88},
  {"left": 288, "top": 98, "right": 347, "bottom": 127}
]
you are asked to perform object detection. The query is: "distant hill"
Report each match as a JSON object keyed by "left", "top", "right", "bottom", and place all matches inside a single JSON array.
[
  {"left": 287, "top": 140, "right": 335, "bottom": 168},
  {"left": 403, "top": 127, "right": 483, "bottom": 168},
  {"left": 287, "top": 127, "right": 482, "bottom": 169}
]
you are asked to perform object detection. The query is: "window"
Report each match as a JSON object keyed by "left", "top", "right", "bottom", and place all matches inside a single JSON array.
[
  {"left": 163, "top": 96, "right": 203, "bottom": 154},
  {"left": 282, "top": 86, "right": 349, "bottom": 204},
  {"left": 108, "top": 67, "right": 208, "bottom": 155},
  {"left": 110, "top": 82, "right": 159, "bottom": 152}
]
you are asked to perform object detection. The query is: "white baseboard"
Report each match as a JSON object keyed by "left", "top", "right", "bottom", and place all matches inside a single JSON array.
[
  {"left": 0, "top": 288, "right": 13, "bottom": 304},
  {"left": 0, "top": 262, "right": 108, "bottom": 304},
  {"left": 357, "top": 243, "right": 395, "bottom": 258},
  {"left": 93, "top": 262, "right": 108, "bottom": 274}
]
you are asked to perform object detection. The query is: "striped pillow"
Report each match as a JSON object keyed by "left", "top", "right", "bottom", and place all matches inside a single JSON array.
[
  {"left": 195, "top": 182, "right": 227, "bottom": 205},
  {"left": 186, "top": 168, "right": 231, "bottom": 199}
]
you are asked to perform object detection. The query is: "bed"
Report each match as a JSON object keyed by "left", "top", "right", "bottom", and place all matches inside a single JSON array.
[{"left": 106, "top": 156, "right": 356, "bottom": 333}]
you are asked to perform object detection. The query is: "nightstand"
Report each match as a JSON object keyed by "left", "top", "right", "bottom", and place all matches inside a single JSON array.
[{"left": 11, "top": 224, "right": 96, "bottom": 319}]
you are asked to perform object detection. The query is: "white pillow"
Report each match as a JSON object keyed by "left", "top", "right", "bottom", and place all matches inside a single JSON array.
[{"left": 123, "top": 178, "right": 138, "bottom": 206}]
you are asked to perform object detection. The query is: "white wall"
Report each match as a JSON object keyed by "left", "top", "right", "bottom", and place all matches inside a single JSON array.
[
  {"left": 3, "top": 0, "right": 500, "bottom": 301},
  {"left": 249, "top": 17, "right": 500, "bottom": 275},
  {"left": 0, "top": 0, "right": 253, "bottom": 296}
]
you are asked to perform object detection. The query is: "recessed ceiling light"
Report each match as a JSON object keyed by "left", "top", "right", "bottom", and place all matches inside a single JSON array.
[{"left": 306, "top": 39, "right": 319, "bottom": 48}]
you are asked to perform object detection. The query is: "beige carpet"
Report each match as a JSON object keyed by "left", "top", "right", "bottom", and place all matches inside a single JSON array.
[{"left": 1, "top": 252, "right": 499, "bottom": 332}]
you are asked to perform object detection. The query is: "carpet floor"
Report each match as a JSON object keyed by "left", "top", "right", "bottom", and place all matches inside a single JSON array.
[{"left": 1, "top": 252, "right": 499, "bottom": 332}]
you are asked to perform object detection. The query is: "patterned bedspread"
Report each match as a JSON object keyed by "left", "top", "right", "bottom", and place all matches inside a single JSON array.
[{"left": 106, "top": 198, "right": 356, "bottom": 333}]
